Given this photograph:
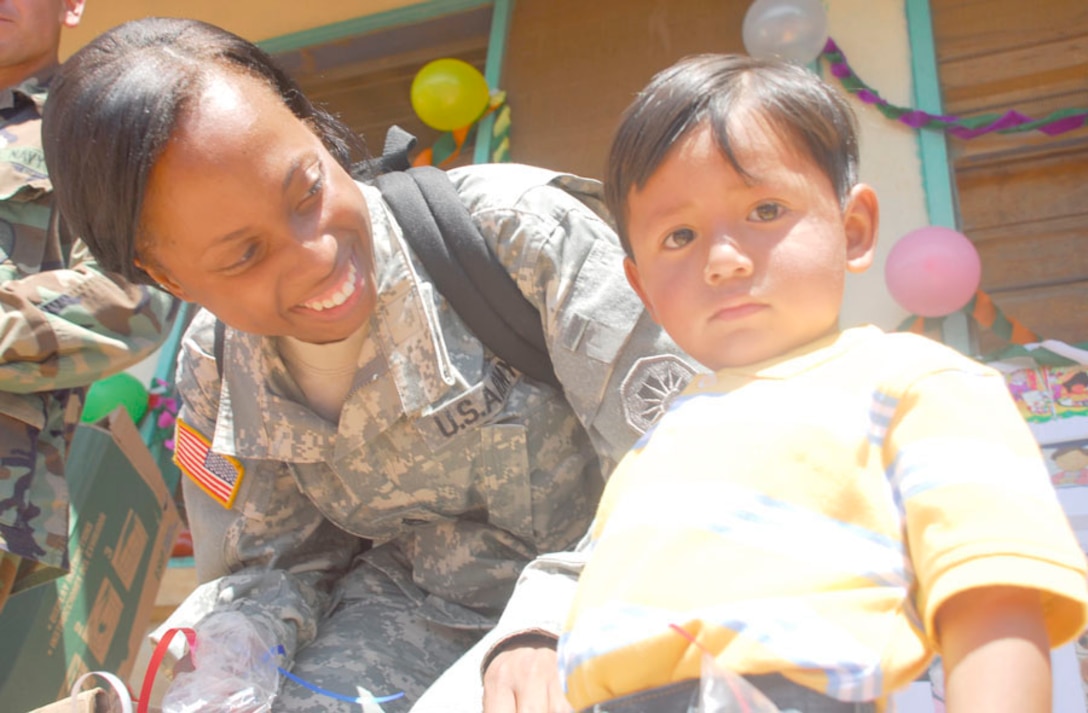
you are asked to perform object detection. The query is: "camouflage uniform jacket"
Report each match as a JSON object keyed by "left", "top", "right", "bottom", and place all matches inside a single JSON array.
[
  {"left": 172, "top": 163, "right": 699, "bottom": 668},
  {"left": 0, "top": 72, "right": 177, "bottom": 592}
]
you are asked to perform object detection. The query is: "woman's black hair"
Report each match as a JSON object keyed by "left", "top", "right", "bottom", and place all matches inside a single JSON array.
[
  {"left": 42, "top": 17, "right": 369, "bottom": 285},
  {"left": 606, "top": 53, "right": 860, "bottom": 257}
]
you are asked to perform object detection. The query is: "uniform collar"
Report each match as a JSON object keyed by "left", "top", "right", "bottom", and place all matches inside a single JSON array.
[
  {"left": 0, "top": 70, "right": 53, "bottom": 113},
  {"left": 211, "top": 327, "right": 335, "bottom": 462},
  {"left": 364, "top": 180, "right": 457, "bottom": 411},
  {"left": 211, "top": 181, "right": 456, "bottom": 463}
]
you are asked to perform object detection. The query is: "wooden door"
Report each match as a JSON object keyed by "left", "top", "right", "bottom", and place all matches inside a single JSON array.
[
  {"left": 501, "top": 0, "right": 749, "bottom": 179},
  {"left": 930, "top": 0, "right": 1088, "bottom": 350},
  {"left": 275, "top": 5, "right": 492, "bottom": 168}
]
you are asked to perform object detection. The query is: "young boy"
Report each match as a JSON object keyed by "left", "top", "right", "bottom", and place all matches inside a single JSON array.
[{"left": 557, "top": 54, "right": 1088, "bottom": 713}]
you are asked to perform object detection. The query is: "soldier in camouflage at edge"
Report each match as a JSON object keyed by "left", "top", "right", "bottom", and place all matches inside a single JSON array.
[
  {"left": 42, "top": 17, "right": 698, "bottom": 713},
  {"left": 0, "top": 0, "right": 177, "bottom": 612}
]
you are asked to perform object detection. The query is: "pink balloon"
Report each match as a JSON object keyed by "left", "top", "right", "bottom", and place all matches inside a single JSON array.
[{"left": 884, "top": 226, "right": 981, "bottom": 317}]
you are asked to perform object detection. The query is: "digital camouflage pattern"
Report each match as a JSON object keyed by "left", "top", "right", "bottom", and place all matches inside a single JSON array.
[
  {"left": 162, "top": 164, "right": 698, "bottom": 712},
  {"left": 0, "top": 74, "right": 177, "bottom": 596}
]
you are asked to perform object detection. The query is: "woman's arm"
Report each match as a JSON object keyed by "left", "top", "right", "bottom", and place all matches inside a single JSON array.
[{"left": 163, "top": 310, "right": 364, "bottom": 660}]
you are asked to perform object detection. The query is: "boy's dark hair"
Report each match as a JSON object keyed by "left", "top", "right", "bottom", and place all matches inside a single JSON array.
[
  {"left": 606, "top": 53, "right": 860, "bottom": 257},
  {"left": 42, "top": 17, "right": 369, "bottom": 286}
]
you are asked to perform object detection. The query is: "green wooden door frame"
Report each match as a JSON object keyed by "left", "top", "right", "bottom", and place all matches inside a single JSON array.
[
  {"left": 257, "top": 0, "right": 517, "bottom": 165},
  {"left": 904, "top": 0, "right": 973, "bottom": 353},
  {"left": 475, "top": 0, "right": 515, "bottom": 163},
  {"left": 257, "top": 0, "right": 494, "bottom": 55}
]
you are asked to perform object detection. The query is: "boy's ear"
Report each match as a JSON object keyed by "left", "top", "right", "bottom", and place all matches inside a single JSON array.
[
  {"left": 63, "top": 0, "right": 86, "bottom": 28},
  {"left": 843, "top": 183, "right": 879, "bottom": 274},
  {"left": 623, "top": 256, "right": 658, "bottom": 323}
]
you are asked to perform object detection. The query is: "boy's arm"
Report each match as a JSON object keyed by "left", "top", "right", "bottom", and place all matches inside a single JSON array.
[
  {"left": 480, "top": 547, "right": 586, "bottom": 713},
  {"left": 937, "top": 585, "right": 1051, "bottom": 713}
]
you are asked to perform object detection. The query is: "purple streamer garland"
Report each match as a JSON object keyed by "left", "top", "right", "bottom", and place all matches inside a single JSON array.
[{"left": 821, "top": 38, "right": 1088, "bottom": 139}]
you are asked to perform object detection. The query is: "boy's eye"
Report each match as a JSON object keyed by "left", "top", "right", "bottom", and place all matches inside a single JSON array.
[
  {"left": 749, "top": 202, "right": 785, "bottom": 222},
  {"left": 663, "top": 228, "right": 695, "bottom": 249}
]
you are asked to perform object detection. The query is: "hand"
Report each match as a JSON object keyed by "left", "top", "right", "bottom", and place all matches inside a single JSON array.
[
  {"left": 160, "top": 611, "right": 280, "bottom": 713},
  {"left": 483, "top": 640, "right": 575, "bottom": 713}
]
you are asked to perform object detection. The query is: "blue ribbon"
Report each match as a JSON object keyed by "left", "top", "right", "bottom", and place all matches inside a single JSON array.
[{"left": 266, "top": 645, "right": 406, "bottom": 706}]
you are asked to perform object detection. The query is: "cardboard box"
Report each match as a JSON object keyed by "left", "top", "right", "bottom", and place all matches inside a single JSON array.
[
  {"left": 28, "top": 687, "right": 127, "bottom": 713},
  {"left": 0, "top": 408, "right": 181, "bottom": 713}
]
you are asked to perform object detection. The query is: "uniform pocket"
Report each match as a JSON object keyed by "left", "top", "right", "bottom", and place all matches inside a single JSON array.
[{"left": 477, "top": 423, "right": 534, "bottom": 543}]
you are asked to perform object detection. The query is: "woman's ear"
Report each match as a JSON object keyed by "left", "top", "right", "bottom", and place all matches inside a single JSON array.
[
  {"left": 135, "top": 257, "right": 191, "bottom": 301},
  {"left": 843, "top": 183, "right": 879, "bottom": 274},
  {"left": 624, "top": 256, "right": 658, "bottom": 324}
]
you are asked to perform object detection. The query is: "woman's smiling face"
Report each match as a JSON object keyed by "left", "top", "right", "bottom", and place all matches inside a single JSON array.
[{"left": 138, "top": 69, "right": 378, "bottom": 344}]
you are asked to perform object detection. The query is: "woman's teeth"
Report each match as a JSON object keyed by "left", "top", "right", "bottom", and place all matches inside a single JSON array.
[{"left": 303, "top": 261, "right": 357, "bottom": 311}]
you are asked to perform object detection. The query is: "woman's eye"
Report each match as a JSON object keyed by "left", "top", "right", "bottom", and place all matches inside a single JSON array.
[
  {"left": 224, "top": 242, "right": 260, "bottom": 272},
  {"left": 749, "top": 202, "right": 785, "bottom": 222},
  {"left": 663, "top": 228, "right": 695, "bottom": 249},
  {"left": 299, "top": 165, "right": 325, "bottom": 208}
]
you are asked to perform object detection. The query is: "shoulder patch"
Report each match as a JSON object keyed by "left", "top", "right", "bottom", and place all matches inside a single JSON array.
[
  {"left": 174, "top": 418, "right": 245, "bottom": 508},
  {"left": 621, "top": 354, "right": 698, "bottom": 434}
]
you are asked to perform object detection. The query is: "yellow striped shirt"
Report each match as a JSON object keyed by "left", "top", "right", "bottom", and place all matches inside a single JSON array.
[{"left": 560, "top": 326, "right": 1088, "bottom": 709}]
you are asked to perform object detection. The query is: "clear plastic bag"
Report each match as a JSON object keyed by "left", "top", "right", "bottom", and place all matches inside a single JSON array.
[
  {"left": 162, "top": 611, "right": 280, "bottom": 713},
  {"left": 698, "top": 654, "right": 783, "bottom": 713}
]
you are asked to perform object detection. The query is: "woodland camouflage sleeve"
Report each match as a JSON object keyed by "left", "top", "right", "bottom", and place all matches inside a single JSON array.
[{"left": 0, "top": 237, "right": 178, "bottom": 392}]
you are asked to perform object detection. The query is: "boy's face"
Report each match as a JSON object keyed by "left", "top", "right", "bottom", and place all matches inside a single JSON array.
[{"left": 623, "top": 120, "right": 877, "bottom": 371}]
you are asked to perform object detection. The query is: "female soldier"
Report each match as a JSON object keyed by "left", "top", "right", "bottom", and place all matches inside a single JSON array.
[{"left": 42, "top": 17, "right": 696, "bottom": 713}]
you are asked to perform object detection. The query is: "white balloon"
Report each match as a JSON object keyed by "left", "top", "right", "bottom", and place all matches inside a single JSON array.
[{"left": 742, "top": 0, "right": 829, "bottom": 65}]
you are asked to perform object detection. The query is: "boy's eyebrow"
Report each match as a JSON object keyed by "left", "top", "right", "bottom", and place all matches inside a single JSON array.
[{"left": 635, "top": 197, "right": 693, "bottom": 225}]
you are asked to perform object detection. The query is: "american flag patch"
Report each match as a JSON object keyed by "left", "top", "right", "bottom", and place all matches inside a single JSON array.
[{"left": 174, "top": 418, "right": 245, "bottom": 508}]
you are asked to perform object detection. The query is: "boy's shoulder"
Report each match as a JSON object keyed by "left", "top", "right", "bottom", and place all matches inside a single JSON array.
[
  {"left": 851, "top": 327, "right": 998, "bottom": 389},
  {"left": 873, "top": 329, "right": 990, "bottom": 368}
]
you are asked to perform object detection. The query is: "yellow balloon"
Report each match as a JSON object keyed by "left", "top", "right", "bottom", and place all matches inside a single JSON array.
[{"left": 410, "top": 58, "right": 490, "bottom": 132}]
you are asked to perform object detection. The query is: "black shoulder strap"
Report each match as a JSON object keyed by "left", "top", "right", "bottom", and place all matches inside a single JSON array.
[
  {"left": 376, "top": 164, "right": 558, "bottom": 389},
  {"left": 214, "top": 127, "right": 559, "bottom": 389}
]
